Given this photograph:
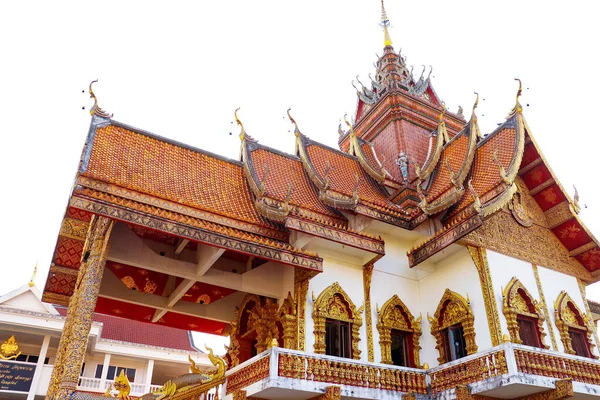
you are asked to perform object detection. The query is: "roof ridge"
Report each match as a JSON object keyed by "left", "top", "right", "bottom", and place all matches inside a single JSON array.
[
  {"left": 247, "top": 140, "right": 301, "bottom": 161},
  {"left": 109, "top": 120, "right": 243, "bottom": 166},
  {"left": 302, "top": 134, "right": 360, "bottom": 161}
]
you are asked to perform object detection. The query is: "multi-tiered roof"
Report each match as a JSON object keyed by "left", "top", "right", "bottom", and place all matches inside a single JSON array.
[{"left": 43, "top": 1, "right": 600, "bottom": 332}]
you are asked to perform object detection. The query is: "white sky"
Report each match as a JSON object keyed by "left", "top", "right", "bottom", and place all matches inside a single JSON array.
[{"left": 1, "top": 1, "right": 600, "bottom": 351}]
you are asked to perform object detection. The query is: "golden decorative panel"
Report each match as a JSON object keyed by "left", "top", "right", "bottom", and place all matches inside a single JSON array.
[
  {"left": 467, "top": 246, "right": 503, "bottom": 347},
  {"left": 532, "top": 265, "right": 559, "bottom": 351},
  {"left": 501, "top": 277, "right": 548, "bottom": 348},
  {"left": 578, "top": 279, "right": 600, "bottom": 352},
  {"left": 554, "top": 291, "right": 597, "bottom": 358},
  {"left": 0, "top": 336, "right": 21, "bottom": 360},
  {"left": 462, "top": 210, "right": 591, "bottom": 281},
  {"left": 429, "top": 289, "right": 477, "bottom": 363},
  {"left": 312, "top": 282, "right": 363, "bottom": 359},
  {"left": 59, "top": 217, "right": 89, "bottom": 241},
  {"left": 363, "top": 264, "right": 375, "bottom": 362},
  {"left": 376, "top": 295, "right": 422, "bottom": 367}
]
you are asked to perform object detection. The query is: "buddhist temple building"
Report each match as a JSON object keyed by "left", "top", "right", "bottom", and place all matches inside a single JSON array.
[
  {"left": 0, "top": 281, "right": 211, "bottom": 399},
  {"left": 41, "top": 2, "right": 600, "bottom": 399}
]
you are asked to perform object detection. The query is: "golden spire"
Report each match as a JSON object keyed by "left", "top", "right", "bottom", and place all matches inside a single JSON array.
[
  {"left": 343, "top": 113, "right": 356, "bottom": 138},
  {"left": 28, "top": 262, "right": 37, "bottom": 288},
  {"left": 380, "top": 0, "right": 392, "bottom": 47},
  {"left": 513, "top": 78, "right": 523, "bottom": 114}
]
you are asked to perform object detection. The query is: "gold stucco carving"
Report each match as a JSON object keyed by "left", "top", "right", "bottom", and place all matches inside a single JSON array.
[
  {"left": 554, "top": 291, "right": 597, "bottom": 358},
  {"left": 312, "top": 282, "right": 363, "bottom": 359},
  {"left": 577, "top": 279, "right": 600, "bottom": 352},
  {"left": 532, "top": 265, "right": 559, "bottom": 351},
  {"left": 462, "top": 211, "right": 591, "bottom": 281},
  {"left": 0, "top": 336, "right": 21, "bottom": 360},
  {"left": 467, "top": 246, "right": 503, "bottom": 347},
  {"left": 377, "top": 295, "right": 422, "bottom": 367},
  {"left": 501, "top": 277, "right": 548, "bottom": 348},
  {"left": 429, "top": 289, "right": 477, "bottom": 363},
  {"left": 363, "top": 264, "right": 375, "bottom": 362},
  {"left": 279, "top": 291, "right": 298, "bottom": 350}
]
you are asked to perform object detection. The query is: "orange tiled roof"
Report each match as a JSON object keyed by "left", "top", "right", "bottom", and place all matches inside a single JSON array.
[
  {"left": 425, "top": 133, "right": 469, "bottom": 202},
  {"left": 83, "top": 123, "right": 273, "bottom": 229},
  {"left": 304, "top": 140, "right": 400, "bottom": 212},
  {"left": 248, "top": 146, "right": 340, "bottom": 219},
  {"left": 450, "top": 117, "right": 517, "bottom": 216}
]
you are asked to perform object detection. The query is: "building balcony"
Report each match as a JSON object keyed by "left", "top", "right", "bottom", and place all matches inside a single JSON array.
[
  {"left": 223, "top": 344, "right": 600, "bottom": 399},
  {"left": 76, "top": 376, "right": 162, "bottom": 396}
]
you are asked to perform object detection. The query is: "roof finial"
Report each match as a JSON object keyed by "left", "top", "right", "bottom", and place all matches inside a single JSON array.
[
  {"left": 89, "top": 80, "right": 113, "bottom": 118},
  {"left": 287, "top": 108, "right": 301, "bottom": 138},
  {"left": 380, "top": 0, "right": 392, "bottom": 47},
  {"left": 234, "top": 108, "right": 246, "bottom": 141},
  {"left": 472, "top": 91, "right": 479, "bottom": 123},
  {"left": 28, "top": 262, "right": 37, "bottom": 288},
  {"left": 343, "top": 113, "right": 356, "bottom": 138},
  {"left": 513, "top": 78, "right": 523, "bottom": 114}
]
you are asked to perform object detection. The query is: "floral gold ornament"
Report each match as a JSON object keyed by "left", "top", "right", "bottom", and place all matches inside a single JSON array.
[
  {"left": 532, "top": 265, "right": 559, "bottom": 351},
  {"left": 0, "top": 336, "right": 21, "bottom": 360},
  {"left": 509, "top": 191, "right": 533, "bottom": 227},
  {"left": 554, "top": 291, "right": 597, "bottom": 358},
  {"left": 312, "top": 282, "right": 363, "bottom": 359},
  {"left": 377, "top": 295, "right": 422, "bottom": 367},
  {"left": 501, "top": 277, "right": 548, "bottom": 348},
  {"left": 429, "top": 289, "right": 477, "bottom": 363}
]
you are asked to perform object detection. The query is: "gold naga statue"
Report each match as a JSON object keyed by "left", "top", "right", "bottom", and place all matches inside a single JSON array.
[
  {"left": 104, "top": 370, "right": 131, "bottom": 399},
  {"left": 139, "top": 345, "right": 226, "bottom": 400}
]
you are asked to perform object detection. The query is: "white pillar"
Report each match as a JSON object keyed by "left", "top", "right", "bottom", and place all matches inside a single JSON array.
[
  {"left": 144, "top": 359, "right": 154, "bottom": 393},
  {"left": 27, "top": 335, "right": 50, "bottom": 400},
  {"left": 99, "top": 353, "right": 111, "bottom": 390}
]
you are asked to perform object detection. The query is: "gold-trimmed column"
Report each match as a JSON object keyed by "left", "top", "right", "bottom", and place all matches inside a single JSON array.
[
  {"left": 363, "top": 263, "right": 375, "bottom": 362},
  {"left": 467, "top": 246, "right": 502, "bottom": 347},
  {"left": 532, "top": 264, "right": 559, "bottom": 351},
  {"left": 48, "top": 216, "right": 114, "bottom": 400},
  {"left": 577, "top": 278, "right": 600, "bottom": 352},
  {"left": 294, "top": 268, "right": 314, "bottom": 352}
]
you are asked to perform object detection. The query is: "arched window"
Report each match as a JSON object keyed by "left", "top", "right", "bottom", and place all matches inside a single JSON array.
[
  {"left": 313, "top": 282, "right": 363, "bottom": 360},
  {"left": 429, "top": 289, "right": 477, "bottom": 364},
  {"left": 555, "top": 291, "right": 597, "bottom": 359},
  {"left": 502, "top": 277, "right": 548, "bottom": 349},
  {"left": 377, "top": 295, "right": 422, "bottom": 367}
]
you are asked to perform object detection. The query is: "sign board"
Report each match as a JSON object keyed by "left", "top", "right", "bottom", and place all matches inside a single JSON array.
[{"left": 0, "top": 361, "right": 36, "bottom": 392}]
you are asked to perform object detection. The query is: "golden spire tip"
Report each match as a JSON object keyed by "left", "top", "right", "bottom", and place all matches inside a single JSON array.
[
  {"left": 28, "top": 262, "right": 37, "bottom": 288},
  {"left": 234, "top": 107, "right": 245, "bottom": 141}
]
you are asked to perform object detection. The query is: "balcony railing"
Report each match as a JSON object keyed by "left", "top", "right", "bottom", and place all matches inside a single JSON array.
[
  {"left": 223, "top": 343, "right": 600, "bottom": 399},
  {"left": 77, "top": 376, "right": 157, "bottom": 396}
]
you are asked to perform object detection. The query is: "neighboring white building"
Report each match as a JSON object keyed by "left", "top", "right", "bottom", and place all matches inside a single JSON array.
[{"left": 0, "top": 284, "right": 211, "bottom": 399}]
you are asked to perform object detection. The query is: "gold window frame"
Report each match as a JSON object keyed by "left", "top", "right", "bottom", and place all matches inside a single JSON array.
[
  {"left": 429, "top": 289, "right": 477, "bottom": 363},
  {"left": 502, "top": 277, "right": 548, "bottom": 348},
  {"left": 554, "top": 291, "right": 597, "bottom": 358},
  {"left": 312, "top": 282, "right": 363, "bottom": 359},
  {"left": 376, "top": 295, "right": 422, "bottom": 367}
]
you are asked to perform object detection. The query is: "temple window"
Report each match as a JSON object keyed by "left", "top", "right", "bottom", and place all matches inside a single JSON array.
[
  {"left": 554, "top": 291, "right": 597, "bottom": 359},
  {"left": 442, "top": 324, "right": 467, "bottom": 361},
  {"left": 325, "top": 319, "right": 352, "bottom": 358},
  {"left": 313, "top": 282, "right": 363, "bottom": 360},
  {"left": 502, "top": 277, "right": 548, "bottom": 349},
  {"left": 429, "top": 289, "right": 477, "bottom": 364},
  {"left": 377, "top": 295, "right": 422, "bottom": 367}
]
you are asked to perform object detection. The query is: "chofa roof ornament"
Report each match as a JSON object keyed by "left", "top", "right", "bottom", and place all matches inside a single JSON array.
[{"left": 89, "top": 80, "right": 113, "bottom": 119}]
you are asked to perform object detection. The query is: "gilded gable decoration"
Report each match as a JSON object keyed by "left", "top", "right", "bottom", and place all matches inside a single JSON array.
[
  {"left": 376, "top": 295, "right": 422, "bottom": 367},
  {"left": 429, "top": 289, "right": 477, "bottom": 363},
  {"left": 501, "top": 277, "right": 548, "bottom": 348},
  {"left": 312, "top": 282, "right": 363, "bottom": 359},
  {"left": 278, "top": 291, "right": 297, "bottom": 350},
  {"left": 554, "top": 291, "right": 597, "bottom": 358}
]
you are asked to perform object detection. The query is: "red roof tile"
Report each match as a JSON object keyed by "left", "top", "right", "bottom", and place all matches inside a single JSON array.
[{"left": 56, "top": 307, "right": 197, "bottom": 351}]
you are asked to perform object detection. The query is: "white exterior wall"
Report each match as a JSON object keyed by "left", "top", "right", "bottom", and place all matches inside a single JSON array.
[
  {"left": 416, "top": 247, "right": 489, "bottom": 367},
  {"left": 306, "top": 253, "right": 367, "bottom": 360},
  {"left": 485, "top": 251, "right": 550, "bottom": 344},
  {"left": 537, "top": 266, "right": 600, "bottom": 356}
]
